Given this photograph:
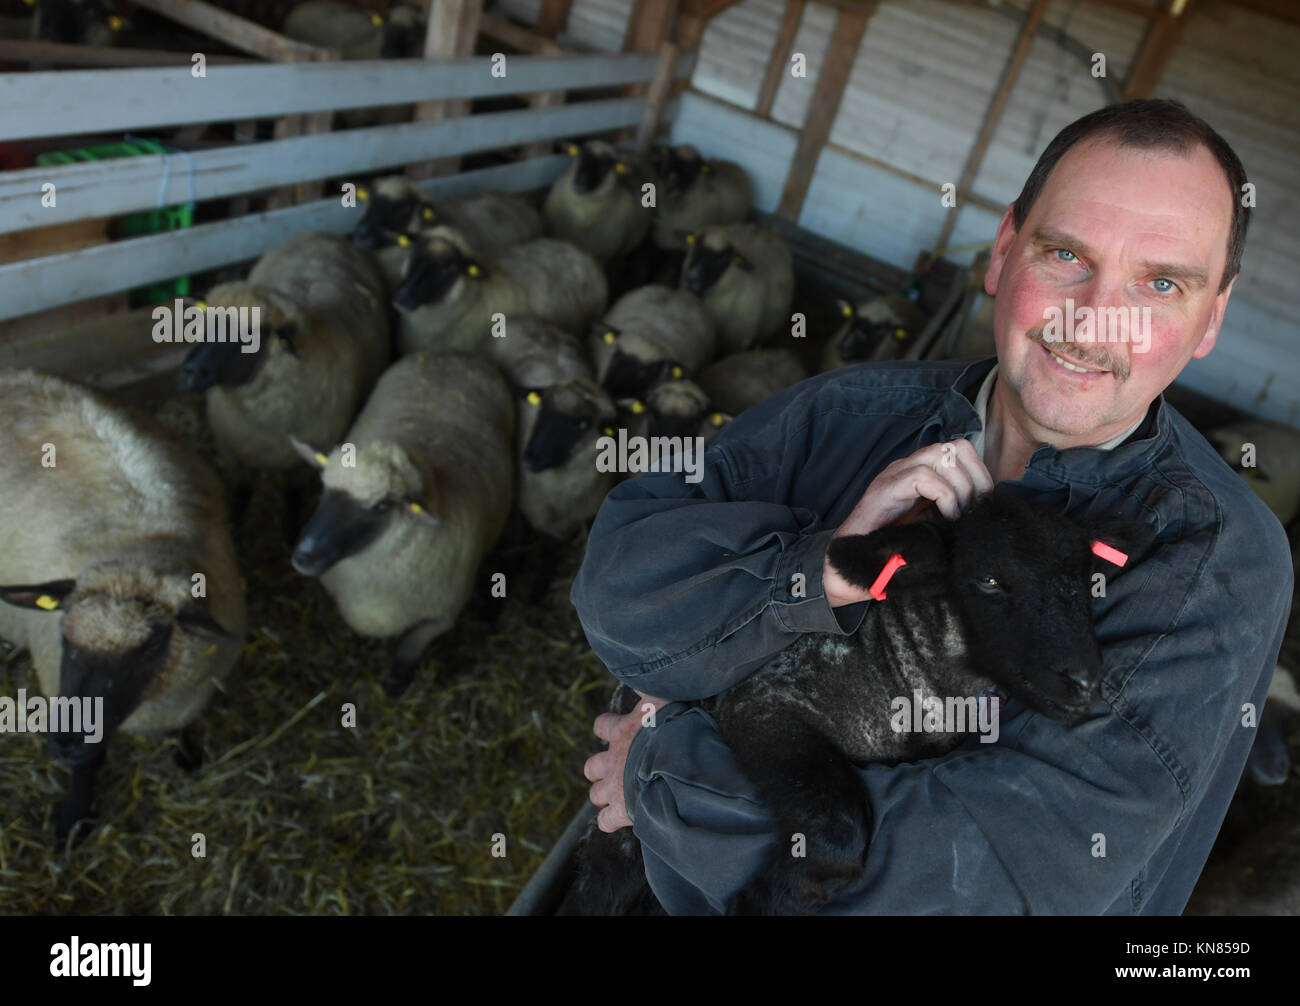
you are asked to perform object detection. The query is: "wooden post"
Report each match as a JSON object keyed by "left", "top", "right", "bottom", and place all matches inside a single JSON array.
[
  {"left": 933, "top": 0, "right": 1047, "bottom": 251},
  {"left": 478, "top": 14, "right": 570, "bottom": 161},
  {"left": 775, "top": 2, "right": 874, "bottom": 222},
  {"left": 635, "top": 42, "right": 679, "bottom": 153},
  {"left": 1122, "top": 1, "right": 1192, "bottom": 100},
  {"left": 755, "top": 0, "right": 804, "bottom": 118},
  {"left": 536, "top": 0, "right": 574, "bottom": 38},
  {"left": 410, "top": 0, "right": 484, "bottom": 179}
]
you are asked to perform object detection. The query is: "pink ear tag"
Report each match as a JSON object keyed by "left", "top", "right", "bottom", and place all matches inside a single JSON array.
[
  {"left": 1091, "top": 540, "right": 1128, "bottom": 567},
  {"left": 869, "top": 553, "right": 907, "bottom": 601}
]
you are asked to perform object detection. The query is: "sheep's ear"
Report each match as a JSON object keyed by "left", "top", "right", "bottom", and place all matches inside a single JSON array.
[
  {"left": 836, "top": 299, "right": 855, "bottom": 319},
  {"left": 403, "top": 500, "right": 440, "bottom": 527},
  {"left": 827, "top": 522, "right": 950, "bottom": 600},
  {"left": 289, "top": 435, "right": 331, "bottom": 470},
  {"left": 0, "top": 579, "right": 78, "bottom": 612},
  {"left": 616, "top": 397, "right": 646, "bottom": 416},
  {"left": 463, "top": 258, "right": 486, "bottom": 279},
  {"left": 593, "top": 321, "right": 620, "bottom": 346},
  {"left": 176, "top": 604, "right": 241, "bottom": 645},
  {"left": 519, "top": 387, "right": 545, "bottom": 407}
]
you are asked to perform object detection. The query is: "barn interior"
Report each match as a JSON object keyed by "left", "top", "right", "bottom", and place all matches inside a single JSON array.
[{"left": 0, "top": 0, "right": 1296, "bottom": 916}]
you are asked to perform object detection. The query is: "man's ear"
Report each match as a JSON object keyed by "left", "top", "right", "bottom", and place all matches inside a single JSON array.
[
  {"left": 827, "top": 521, "right": 950, "bottom": 599},
  {"left": 984, "top": 205, "right": 1019, "bottom": 297}
]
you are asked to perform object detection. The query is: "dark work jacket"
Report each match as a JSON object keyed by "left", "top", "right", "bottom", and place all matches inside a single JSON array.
[{"left": 569, "top": 355, "right": 1294, "bottom": 915}]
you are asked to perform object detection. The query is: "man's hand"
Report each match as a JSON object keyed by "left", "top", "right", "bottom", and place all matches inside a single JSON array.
[
  {"left": 823, "top": 439, "right": 993, "bottom": 608},
  {"left": 584, "top": 692, "right": 670, "bottom": 832}
]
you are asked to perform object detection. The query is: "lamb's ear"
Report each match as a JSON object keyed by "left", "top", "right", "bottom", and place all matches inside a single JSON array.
[
  {"left": 827, "top": 521, "right": 950, "bottom": 599},
  {"left": 176, "top": 604, "right": 242, "bottom": 645},
  {"left": 289, "top": 435, "right": 331, "bottom": 470},
  {"left": 0, "top": 579, "right": 78, "bottom": 612}
]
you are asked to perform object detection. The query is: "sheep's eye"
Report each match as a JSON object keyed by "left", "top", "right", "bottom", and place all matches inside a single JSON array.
[
  {"left": 977, "top": 575, "right": 1002, "bottom": 592},
  {"left": 375, "top": 499, "right": 396, "bottom": 512}
]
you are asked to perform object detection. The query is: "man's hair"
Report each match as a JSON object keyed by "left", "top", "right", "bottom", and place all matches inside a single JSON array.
[{"left": 1011, "top": 98, "right": 1249, "bottom": 294}]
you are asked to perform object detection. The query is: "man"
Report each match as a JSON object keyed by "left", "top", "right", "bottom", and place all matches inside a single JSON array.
[{"left": 570, "top": 99, "right": 1293, "bottom": 914}]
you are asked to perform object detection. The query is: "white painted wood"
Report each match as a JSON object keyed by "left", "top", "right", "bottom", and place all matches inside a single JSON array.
[
  {"left": 0, "top": 98, "right": 644, "bottom": 234},
  {"left": 0, "top": 156, "right": 568, "bottom": 324},
  {"left": 0, "top": 51, "right": 663, "bottom": 141}
]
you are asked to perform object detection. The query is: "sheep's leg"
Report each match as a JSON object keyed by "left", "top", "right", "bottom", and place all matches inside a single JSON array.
[
  {"left": 722, "top": 714, "right": 873, "bottom": 916},
  {"left": 55, "top": 748, "right": 108, "bottom": 846},
  {"left": 384, "top": 616, "right": 452, "bottom": 698}
]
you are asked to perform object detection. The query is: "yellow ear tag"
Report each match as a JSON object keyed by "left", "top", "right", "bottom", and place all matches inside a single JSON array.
[
  {"left": 371, "top": 13, "right": 383, "bottom": 26},
  {"left": 314, "top": 452, "right": 328, "bottom": 466},
  {"left": 35, "top": 594, "right": 59, "bottom": 611},
  {"left": 22, "top": 0, "right": 36, "bottom": 8},
  {"left": 408, "top": 502, "right": 422, "bottom": 515},
  {"left": 396, "top": 234, "right": 411, "bottom": 247},
  {"left": 615, "top": 162, "right": 628, "bottom": 175},
  {"left": 467, "top": 264, "right": 480, "bottom": 277},
  {"left": 195, "top": 300, "right": 207, "bottom": 311},
  {"left": 526, "top": 391, "right": 542, "bottom": 406},
  {"left": 840, "top": 302, "right": 853, "bottom": 318},
  {"left": 684, "top": 233, "right": 696, "bottom": 246},
  {"left": 204, "top": 644, "right": 218, "bottom": 658},
  {"left": 894, "top": 327, "right": 907, "bottom": 340},
  {"left": 356, "top": 186, "right": 369, "bottom": 201},
  {"left": 603, "top": 427, "right": 614, "bottom": 436},
  {"left": 631, "top": 400, "right": 645, "bottom": 415},
  {"left": 602, "top": 331, "right": 616, "bottom": 345},
  {"left": 710, "top": 412, "right": 725, "bottom": 426},
  {"left": 108, "top": 15, "right": 123, "bottom": 31},
  {"left": 568, "top": 144, "right": 580, "bottom": 157},
  {"left": 421, "top": 207, "right": 434, "bottom": 221},
  {"left": 671, "top": 365, "right": 683, "bottom": 379}
]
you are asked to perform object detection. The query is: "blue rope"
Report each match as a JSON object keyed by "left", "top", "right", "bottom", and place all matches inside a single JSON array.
[{"left": 124, "top": 133, "right": 197, "bottom": 212}]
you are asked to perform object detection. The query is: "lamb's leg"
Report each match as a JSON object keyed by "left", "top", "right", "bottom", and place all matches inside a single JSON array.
[
  {"left": 558, "top": 823, "right": 664, "bottom": 916},
  {"left": 384, "top": 617, "right": 451, "bottom": 698},
  {"left": 55, "top": 747, "right": 108, "bottom": 846},
  {"left": 720, "top": 713, "right": 873, "bottom": 916}
]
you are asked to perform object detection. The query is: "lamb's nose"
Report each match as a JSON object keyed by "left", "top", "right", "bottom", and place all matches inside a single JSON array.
[{"left": 1065, "top": 668, "right": 1097, "bottom": 698}]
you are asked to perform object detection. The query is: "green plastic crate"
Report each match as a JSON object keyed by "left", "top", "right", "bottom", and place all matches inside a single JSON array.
[{"left": 36, "top": 139, "right": 194, "bottom": 307}]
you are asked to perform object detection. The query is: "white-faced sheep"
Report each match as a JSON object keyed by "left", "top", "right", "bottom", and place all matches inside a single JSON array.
[
  {"left": 821, "top": 295, "right": 929, "bottom": 373},
  {"left": 589, "top": 285, "right": 717, "bottom": 400},
  {"left": 0, "top": 370, "right": 246, "bottom": 841},
  {"left": 695, "top": 348, "right": 807, "bottom": 419},
  {"left": 392, "top": 227, "right": 607, "bottom": 356},
  {"left": 543, "top": 140, "right": 652, "bottom": 263},
  {"left": 649, "top": 144, "right": 753, "bottom": 252},
  {"left": 1205, "top": 420, "right": 1300, "bottom": 526},
  {"left": 680, "top": 223, "right": 795, "bottom": 354},
  {"left": 352, "top": 176, "right": 544, "bottom": 292},
  {"left": 289, "top": 352, "right": 514, "bottom": 697},
  {"left": 178, "top": 232, "right": 390, "bottom": 472},
  {"left": 564, "top": 492, "right": 1149, "bottom": 915}
]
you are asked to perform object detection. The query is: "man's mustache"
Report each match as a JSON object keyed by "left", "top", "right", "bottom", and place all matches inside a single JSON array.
[{"left": 1027, "top": 326, "right": 1129, "bottom": 381}]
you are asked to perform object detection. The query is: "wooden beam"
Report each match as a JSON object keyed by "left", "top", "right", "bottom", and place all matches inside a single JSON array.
[
  {"left": 635, "top": 42, "right": 679, "bottom": 153},
  {"left": 536, "top": 0, "right": 575, "bottom": 37},
  {"left": 1122, "top": 0, "right": 1192, "bottom": 99},
  {"left": 1088, "top": 0, "right": 1168, "bottom": 18},
  {"left": 1229, "top": 0, "right": 1300, "bottom": 29},
  {"left": 681, "top": 0, "right": 744, "bottom": 18},
  {"left": 623, "top": 0, "right": 679, "bottom": 54},
  {"left": 410, "top": 0, "right": 484, "bottom": 180},
  {"left": 755, "top": 0, "right": 805, "bottom": 118},
  {"left": 0, "top": 39, "right": 252, "bottom": 67},
  {"left": 934, "top": 0, "right": 1047, "bottom": 250},
  {"left": 479, "top": 12, "right": 562, "bottom": 55},
  {"left": 128, "top": 0, "right": 324, "bottom": 61},
  {"left": 775, "top": 2, "right": 874, "bottom": 222}
]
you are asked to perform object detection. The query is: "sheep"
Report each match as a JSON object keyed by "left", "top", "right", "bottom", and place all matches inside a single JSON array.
[
  {"left": 0, "top": 369, "right": 246, "bottom": 841},
  {"left": 543, "top": 140, "right": 652, "bottom": 263},
  {"left": 289, "top": 351, "right": 514, "bottom": 697},
  {"left": 649, "top": 144, "right": 753, "bottom": 252},
  {"left": 695, "top": 347, "right": 808, "bottom": 418},
  {"left": 821, "top": 295, "right": 930, "bottom": 373},
  {"left": 564, "top": 492, "right": 1148, "bottom": 915},
  {"left": 680, "top": 223, "right": 795, "bottom": 354},
  {"left": 1204, "top": 420, "right": 1300, "bottom": 526},
  {"left": 1246, "top": 664, "right": 1300, "bottom": 786},
  {"left": 178, "top": 232, "right": 390, "bottom": 472},
  {"left": 352, "top": 176, "right": 544, "bottom": 292},
  {"left": 391, "top": 226, "right": 607, "bottom": 356},
  {"left": 282, "top": 1, "right": 424, "bottom": 59},
  {"left": 589, "top": 284, "right": 717, "bottom": 399},
  {"left": 615, "top": 378, "right": 715, "bottom": 447},
  {"left": 30, "top": 0, "right": 127, "bottom": 47}
]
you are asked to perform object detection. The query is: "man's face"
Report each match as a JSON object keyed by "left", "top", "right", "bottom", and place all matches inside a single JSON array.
[{"left": 984, "top": 135, "right": 1237, "bottom": 444}]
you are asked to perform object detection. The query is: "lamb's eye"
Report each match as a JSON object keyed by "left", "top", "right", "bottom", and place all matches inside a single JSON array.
[{"left": 977, "top": 575, "right": 1002, "bottom": 592}]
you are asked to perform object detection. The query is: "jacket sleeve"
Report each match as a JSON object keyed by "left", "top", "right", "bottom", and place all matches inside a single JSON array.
[
  {"left": 622, "top": 510, "right": 1294, "bottom": 914},
  {"left": 570, "top": 376, "right": 875, "bottom": 702}
]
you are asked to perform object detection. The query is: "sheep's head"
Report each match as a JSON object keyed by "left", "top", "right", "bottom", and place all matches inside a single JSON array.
[
  {"left": 289, "top": 437, "right": 438, "bottom": 577},
  {"left": 379, "top": 5, "right": 425, "bottom": 58},
  {"left": 639, "top": 378, "right": 712, "bottom": 441},
  {"left": 391, "top": 230, "right": 485, "bottom": 313},
  {"left": 1206, "top": 422, "right": 1300, "bottom": 525},
  {"left": 519, "top": 378, "right": 616, "bottom": 472},
  {"left": 177, "top": 284, "right": 304, "bottom": 393},
  {"left": 653, "top": 144, "right": 704, "bottom": 197},
  {"left": 827, "top": 493, "right": 1152, "bottom": 723},
  {"left": 832, "top": 297, "right": 915, "bottom": 364},
  {"left": 0, "top": 563, "right": 240, "bottom": 761},
  {"left": 595, "top": 326, "right": 683, "bottom": 400},
  {"left": 567, "top": 140, "right": 630, "bottom": 196},
  {"left": 681, "top": 228, "right": 748, "bottom": 295},
  {"left": 353, "top": 176, "right": 436, "bottom": 249},
  {"left": 34, "top": 0, "right": 128, "bottom": 46}
]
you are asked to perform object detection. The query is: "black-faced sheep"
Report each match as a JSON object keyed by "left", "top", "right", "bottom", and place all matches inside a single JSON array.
[
  {"left": 821, "top": 295, "right": 930, "bottom": 373},
  {"left": 680, "top": 223, "right": 795, "bottom": 354},
  {"left": 178, "top": 232, "right": 390, "bottom": 472},
  {"left": 564, "top": 492, "right": 1146, "bottom": 915},
  {"left": 289, "top": 352, "right": 514, "bottom": 697},
  {"left": 543, "top": 140, "right": 652, "bottom": 263},
  {"left": 0, "top": 370, "right": 246, "bottom": 841},
  {"left": 1205, "top": 420, "right": 1300, "bottom": 526},
  {"left": 695, "top": 347, "right": 807, "bottom": 418},
  {"left": 352, "top": 177, "right": 544, "bottom": 292},
  {"left": 615, "top": 378, "right": 714, "bottom": 447},
  {"left": 649, "top": 144, "right": 753, "bottom": 252},
  {"left": 30, "top": 0, "right": 127, "bottom": 46},
  {"left": 589, "top": 284, "right": 717, "bottom": 399},
  {"left": 392, "top": 227, "right": 607, "bottom": 356}
]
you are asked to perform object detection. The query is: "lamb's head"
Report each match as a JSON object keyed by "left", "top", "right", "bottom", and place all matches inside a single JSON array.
[
  {"left": 178, "top": 284, "right": 306, "bottom": 393},
  {"left": 827, "top": 493, "right": 1150, "bottom": 722},
  {"left": 353, "top": 176, "right": 437, "bottom": 249},
  {"left": 565, "top": 140, "right": 630, "bottom": 196},
  {"left": 520, "top": 378, "right": 616, "bottom": 473},
  {"left": 290, "top": 437, "right": 438, "bottom": 577},
  {"left": 681, "top": 227, "right": 748, "bottom": 296},
  {"left": 596, "top": 326, "right": 683, "bottom": 399},
  {"left": 391, "top": 228, "right": 486, "bottom": 313},
  {"left": 0, "top": 563, "right": 240, "bottom": 760}
]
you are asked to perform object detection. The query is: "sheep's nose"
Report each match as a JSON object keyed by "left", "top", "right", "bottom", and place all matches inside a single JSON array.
[{"left": 1065, "top": 668, "right": 1098, "bottom": 698}]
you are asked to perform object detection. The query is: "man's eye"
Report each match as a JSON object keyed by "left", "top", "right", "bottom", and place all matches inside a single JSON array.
[
  {"left": 1054, "top": 248, "right": 1077, "bottom": 263},
  {"left": 1152, "top": 277, "right": 1176, "bottom": 294}
]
